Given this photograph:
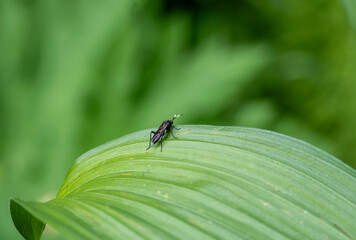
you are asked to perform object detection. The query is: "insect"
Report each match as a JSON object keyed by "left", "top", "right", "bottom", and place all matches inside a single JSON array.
[{"left": 146, "top": 114, "right": 183, "bottom": 152}]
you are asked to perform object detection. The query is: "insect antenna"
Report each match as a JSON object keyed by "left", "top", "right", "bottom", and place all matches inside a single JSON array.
[{"left": 172, "top": 114, "right": 183, "bottom": 121}]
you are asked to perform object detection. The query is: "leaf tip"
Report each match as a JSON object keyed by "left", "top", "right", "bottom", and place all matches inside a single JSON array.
[{"left": 10, "top": 198, "right": 46, "bottom": 240}]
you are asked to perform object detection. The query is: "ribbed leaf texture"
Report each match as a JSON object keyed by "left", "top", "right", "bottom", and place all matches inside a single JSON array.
[{"left": 10, "top": 126, "right": 356, "bottom": 239}]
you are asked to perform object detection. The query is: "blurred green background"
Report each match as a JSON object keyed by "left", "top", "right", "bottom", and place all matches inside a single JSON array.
[{"left": 1, "top": 0, "right": 355, "bottom": 239}]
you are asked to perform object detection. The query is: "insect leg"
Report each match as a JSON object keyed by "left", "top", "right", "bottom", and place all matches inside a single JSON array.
[
  {"left": 150, "top": 131, "right": 156, "bottom": 140},
  {"left": 173, "top": 125, "right": 181, "bottom": 130},
  {"left": 170, "top": 129, "right": 178, "bottom": 139},
  {"left": 160, "top": 136, "right": 163, "bottom": 152},
  {"left": 146, "top": 131, "right": 156, "bottom": 150}
]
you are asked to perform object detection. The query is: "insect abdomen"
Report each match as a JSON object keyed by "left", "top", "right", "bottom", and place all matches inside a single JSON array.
[
  {"left": 152, "top": 133, "right": 162, "bottom": 143},
  {"left": 151, "top": 121, "right": 172, "bottom": 143}
]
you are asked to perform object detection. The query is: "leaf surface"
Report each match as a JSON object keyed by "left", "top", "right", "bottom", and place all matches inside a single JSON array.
[{"left": 10, "top": 126, "right": 356, "bottom": 239}]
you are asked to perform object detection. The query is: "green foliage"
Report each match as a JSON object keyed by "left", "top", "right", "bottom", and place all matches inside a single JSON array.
[
  {"left": 1, "top": 0, "right": 356, "bottom": 239},
  {"left": 10, "top": 200, "right": 45, "bottom": 240},
  {"left": 341, "top": 0, "right": 356, "bottom": 32},
  {"left": 10, "top": 126, "right": 356, "bottom": 239}
]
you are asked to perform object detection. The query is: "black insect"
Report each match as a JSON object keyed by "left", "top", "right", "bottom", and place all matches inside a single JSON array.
[{"left": 146, "top": 114, "right": 183, "bottom": 152}]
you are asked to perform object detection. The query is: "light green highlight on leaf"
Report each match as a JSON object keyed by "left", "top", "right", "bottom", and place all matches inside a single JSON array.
[{"left": 342, "top": 0, "right": 356, "bottom": 32}]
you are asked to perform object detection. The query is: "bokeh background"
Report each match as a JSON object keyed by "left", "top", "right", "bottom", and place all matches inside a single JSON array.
[{"left": 1, "top": 0, "right": 355, "bottom": 239}]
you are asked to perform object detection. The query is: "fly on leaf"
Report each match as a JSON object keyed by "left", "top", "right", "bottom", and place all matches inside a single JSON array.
[{"left": 146, "top": 114, "right": 183, "bottom": 152}]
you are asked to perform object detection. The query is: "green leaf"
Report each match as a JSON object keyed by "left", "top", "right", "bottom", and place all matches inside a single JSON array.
[
  {"left": 341, "top": 0, "right": 356, "bottom": 32},
  {"left": 10, "top": 126, "right": 356, "bottom": 239},
  {"left": 10, "top": 199, "right": 45, "bottom": 240}
]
